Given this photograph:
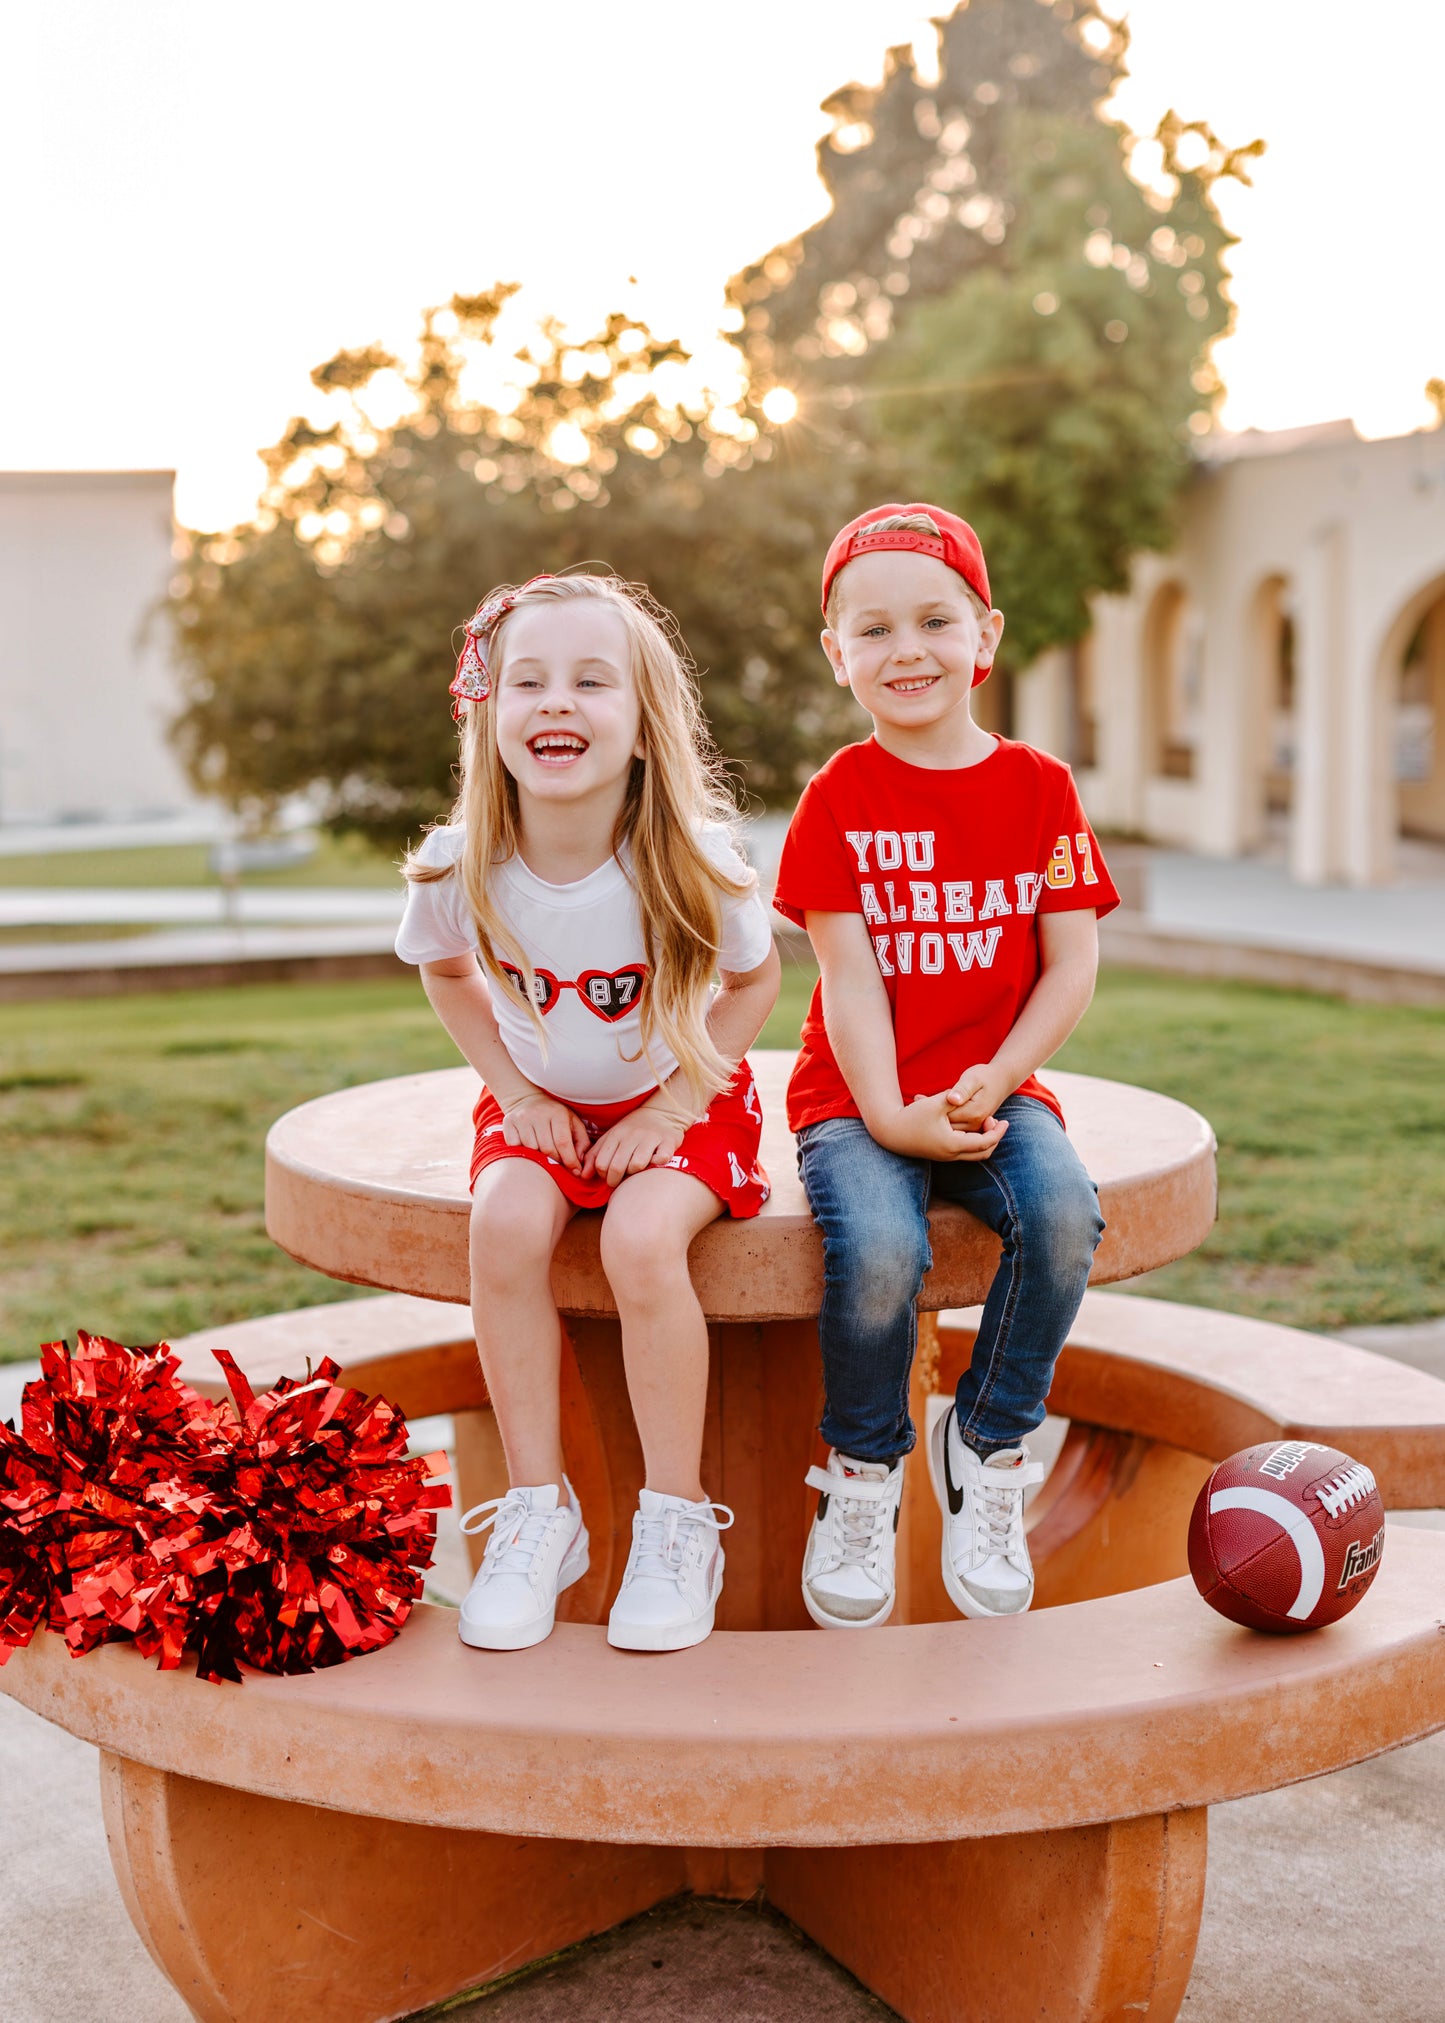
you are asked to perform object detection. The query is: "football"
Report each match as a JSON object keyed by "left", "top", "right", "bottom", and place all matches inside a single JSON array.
[{"left": 1188, "top": 1439, "right": 1386, "bottom": 1633}]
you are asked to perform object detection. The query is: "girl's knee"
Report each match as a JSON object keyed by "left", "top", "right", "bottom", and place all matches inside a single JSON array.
[
  {"left": 470, "top": 1183, "right": 558, "bottom": 1285},
  {"left": 599, "top": 1202, "right": 691, "bottom": 1298}
]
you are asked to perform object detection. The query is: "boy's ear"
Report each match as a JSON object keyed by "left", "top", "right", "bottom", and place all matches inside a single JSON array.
[
  {"left": 975, "top": 608, "right": 1005, "bottom": 670},
  {"left": 821, "top": 627, "right": 850, "bottom": 687}
]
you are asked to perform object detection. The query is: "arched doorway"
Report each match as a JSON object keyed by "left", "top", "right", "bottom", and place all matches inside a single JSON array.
[
  {"left": 1371, "top": 570, "right": 1445, "bottom": 882},
  {"left": 1397, "top": 590, "right": 1445, "bottom": 851},
  {"left": 1248, "top": 574, "right": 1296, "bottom": 853},
  {"left": 1143, "top": 581, "right": 1201, "bottom": 780}
]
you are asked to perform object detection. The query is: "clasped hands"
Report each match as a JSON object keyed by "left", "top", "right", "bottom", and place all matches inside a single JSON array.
[
  {"left": 882, "top": 1062, "right": 1012, "bottom": 1163},
  {"left": 500, "top": 1087, "right": 692, "bottom": 1187}
]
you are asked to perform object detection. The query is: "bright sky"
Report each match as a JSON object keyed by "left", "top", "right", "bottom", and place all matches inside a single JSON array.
[{"left": 2, "top": 0, "right": 1439, "bottom": 530}]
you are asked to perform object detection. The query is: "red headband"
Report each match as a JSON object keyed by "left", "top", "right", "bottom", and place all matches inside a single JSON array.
[{"left": 449, "top": 575, "right": 559, "bottom": 718}]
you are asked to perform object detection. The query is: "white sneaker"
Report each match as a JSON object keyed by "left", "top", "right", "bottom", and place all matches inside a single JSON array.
[
  {"left": 929, "top": 1407, "right": 1043, "bottom": 1618},
  {"left": 606, "top": 1489, "right": 733, "bottom": 1652},
  {"left": 801, "top": 1450, "right": 905, "bottom": 1630},
  {"left": 457, "top": 1480, "right": 589, "bottom": 1651}
]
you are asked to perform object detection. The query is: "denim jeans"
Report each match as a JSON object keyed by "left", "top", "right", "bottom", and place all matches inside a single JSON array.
[{"left": 796, "top": 1096, "right": 1104, "bottom": 1463}]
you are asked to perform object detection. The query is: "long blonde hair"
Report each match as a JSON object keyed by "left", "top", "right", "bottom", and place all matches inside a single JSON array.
[{"left": 406, "top": 573, "right": 754, "bottom": 1113}]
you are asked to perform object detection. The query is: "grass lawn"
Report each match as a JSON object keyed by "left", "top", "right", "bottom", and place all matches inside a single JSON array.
[
  {"left": 0, "top": 831, "right": 401, "bottom": 889},
  {"left": 0, "top": 958, "right": 1440, "bottom": 1362}
]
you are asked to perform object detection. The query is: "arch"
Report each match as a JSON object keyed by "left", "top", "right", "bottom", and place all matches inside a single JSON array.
[
  {"left": 1372, "top": 566, "right": 1445, "bottom": 865},
  {"left": 1142, "top": 581, "right": 1199, "bottom": 780},
  {"left": 1245, "top": 573, "right": 1296, "bottom": 850},
  {"left": 1065, "top": 634, "right": 1098, "bottom": 770}
]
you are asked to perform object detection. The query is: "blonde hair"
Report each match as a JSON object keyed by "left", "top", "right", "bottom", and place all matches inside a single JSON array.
[
  {"left": 825, "top": 512, "right": 992, "bottom": 628},
  {"left": 406, "top": 574, "right": 753, "bottom": 1114}
]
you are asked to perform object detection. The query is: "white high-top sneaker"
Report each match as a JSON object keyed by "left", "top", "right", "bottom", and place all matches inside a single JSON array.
[
  {"left": 929, "top": 1406, "right": 1043, "bottom": 1618},
  {"left": 606, "top": 1489, "right": 733, "bottom": 1652},
  {"left": 457, "top": 1480, "right": 589, "bottom": 1651},
  {"left": 801, "top": 1450, "right": 905, "bottom": 1629}
]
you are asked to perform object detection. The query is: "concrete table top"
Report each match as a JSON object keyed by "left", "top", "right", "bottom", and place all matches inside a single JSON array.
[{"left": 264, "top": 1052, "right": 1217, "bottom": 1319}]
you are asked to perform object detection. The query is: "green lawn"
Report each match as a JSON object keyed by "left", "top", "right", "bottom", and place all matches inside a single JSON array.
[
  {"left": 0, "top": 831, "right": 402, "bottom": 889},
  {"left": 0, "top": 961, "right": 1440, "bottom": 1363}
]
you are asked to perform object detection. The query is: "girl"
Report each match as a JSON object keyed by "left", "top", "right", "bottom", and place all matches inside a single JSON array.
[{"left": 396, "top": 573, "right": 780, "bottom": 1653}]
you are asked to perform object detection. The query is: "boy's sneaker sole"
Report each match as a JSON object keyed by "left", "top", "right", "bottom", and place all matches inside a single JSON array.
[
  {"left": 458, "top": 1525, "right": 590, "bottom": 1651},
  {"left": 801, "top": 1581, "right": 895, "bottom": 1631},
  {"left": 926, "top": 1410, "right": 1030, "bottom": 1620}
]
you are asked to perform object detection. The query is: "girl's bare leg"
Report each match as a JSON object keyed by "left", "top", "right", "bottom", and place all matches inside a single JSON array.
[
  {"left": 469, "top": 1161, "right": 576, "bottom": 1490},
  {"left": 598, "top": 1169, "right": 724, "bottom": 1502}
]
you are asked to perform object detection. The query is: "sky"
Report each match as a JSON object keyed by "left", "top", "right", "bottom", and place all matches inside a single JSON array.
[{"left": 2, "top": 0, "right": 1441, "bottom": 530}]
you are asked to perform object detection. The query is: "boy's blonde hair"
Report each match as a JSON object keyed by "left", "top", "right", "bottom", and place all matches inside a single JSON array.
[
  {"left": 824, "top": 512, "right": 991, "bottom": 629},
  {"left": 405, "top": 573, "right": 752, "bottom": 1114}
]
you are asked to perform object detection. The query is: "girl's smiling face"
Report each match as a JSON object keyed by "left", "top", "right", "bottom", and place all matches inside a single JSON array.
[{"left": 492, "top": 598, "right": 643, "bottom": 805}]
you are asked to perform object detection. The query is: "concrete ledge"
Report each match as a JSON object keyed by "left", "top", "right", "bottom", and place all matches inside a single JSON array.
[
  {"left": 0, "top": 930, "right": 408, "bottom": 1002},
  {"left": 6, "top": 913, "right": 1444, "bottom": 1008},
  {"left": 1100, "top": 910, "right": 1445, "bottom": 1007}
]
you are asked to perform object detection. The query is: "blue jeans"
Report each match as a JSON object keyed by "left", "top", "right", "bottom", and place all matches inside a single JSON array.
[{"left": 796, "top": 1096, "right": 1104, "bottom": 1463}]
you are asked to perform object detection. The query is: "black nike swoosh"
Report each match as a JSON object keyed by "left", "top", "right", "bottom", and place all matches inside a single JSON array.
[{"left": 942, "top": 1413, "right": 964, "bottom": 1515}]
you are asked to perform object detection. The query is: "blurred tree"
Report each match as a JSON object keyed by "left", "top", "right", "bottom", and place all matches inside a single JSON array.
[
  {"left": 171, "top": 292, "right": 856, "bottom": 841},
  {"left": 172, "top": 0, "right": 1256, "bottom": 835},
  {"left": 731, "top": 0, "right": 1262, "bottom": 678}
]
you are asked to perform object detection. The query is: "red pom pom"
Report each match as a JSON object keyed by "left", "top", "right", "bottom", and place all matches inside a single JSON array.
[
  {"left": 191, "top": 1349, "right": 449, "bottom": 1682},
  {"left": 0, "top": 1334, "right": 450, "bottom": 1683},
  {"left": 0, "top": 1333, "right": 232, "bottom": 1667}
]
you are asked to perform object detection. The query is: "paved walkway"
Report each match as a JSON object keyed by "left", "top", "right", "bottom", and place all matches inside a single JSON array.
[{"left": 1141, "top": 849, "right": 1445, "bottom": 974}]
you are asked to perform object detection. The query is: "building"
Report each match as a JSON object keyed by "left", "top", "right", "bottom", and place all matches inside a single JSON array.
[
  {"left": 0, "top": 471, "right": 206, "bottom": 830},
  {"left": 1015, "top": 422, "right": 1445, "bottom": 885}
]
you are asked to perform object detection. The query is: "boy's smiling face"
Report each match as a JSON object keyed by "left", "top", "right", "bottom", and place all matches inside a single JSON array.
[{"left": 822, "top": 549, "right": 1004, "bottom": 740}]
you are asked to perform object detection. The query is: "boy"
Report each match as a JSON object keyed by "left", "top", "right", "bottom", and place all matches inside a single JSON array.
[{"left": 773, "top": 504, "right": 1119, "bottom": 1629}]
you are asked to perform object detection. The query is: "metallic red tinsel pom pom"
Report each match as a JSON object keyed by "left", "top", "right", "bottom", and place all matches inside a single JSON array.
[{"left": 0, "top": 1334, "right": 450, "bottom": 1684}]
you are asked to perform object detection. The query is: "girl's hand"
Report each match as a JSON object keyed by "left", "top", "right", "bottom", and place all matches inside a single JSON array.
[
  {"left": 501, "top": 1093, "right": 590, "bottom": 1173},
  {"left": 582, "top": 1103, "right": 689, "bottom": 1188}
]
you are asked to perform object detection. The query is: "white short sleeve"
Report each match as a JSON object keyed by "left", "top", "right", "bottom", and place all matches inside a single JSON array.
[
  {"left": 701, "top": 824, "right": 776, "bottom": 976},
  {"left": 394, "top": 828, "right": 478, "bottom": 965}
]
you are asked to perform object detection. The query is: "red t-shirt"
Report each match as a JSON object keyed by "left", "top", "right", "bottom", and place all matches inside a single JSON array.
[{"left": 773, "top": 736, "right": 1119, "bottom": 1133}]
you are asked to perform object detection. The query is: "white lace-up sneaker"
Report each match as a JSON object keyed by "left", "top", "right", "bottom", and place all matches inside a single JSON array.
[
  {"left": 929, "top": 1406, "right": 1044, "bottom": 1618},
  {"left": 801, "top": 1450, "right": 905, "bottom": 1629},
  {"left": 606, "top": 1489, "right": 733, "bottom": 1652},
  {"left": 457, "top": 1480, "right": 589, "bottom": 1651}
]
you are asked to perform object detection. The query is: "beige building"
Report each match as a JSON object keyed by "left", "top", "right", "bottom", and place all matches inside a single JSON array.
[
  {"left": 0, "top": 471, "right": 204, "bottom": 829},
  {"left": 1015, "top": 422, "right": 1445, "bottom": 885}
]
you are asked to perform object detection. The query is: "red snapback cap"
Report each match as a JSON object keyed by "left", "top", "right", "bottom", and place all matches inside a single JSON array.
[{"left": 821, "top": 502, "right": 993, "bottom": 683}]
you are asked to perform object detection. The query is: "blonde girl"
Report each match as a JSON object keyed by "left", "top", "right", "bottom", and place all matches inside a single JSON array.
[{"left": 395, "top": 574, "right": 780, "bottom": 1652}]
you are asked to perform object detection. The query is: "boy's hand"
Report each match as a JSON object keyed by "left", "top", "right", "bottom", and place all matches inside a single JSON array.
[
  {"left": 944, "top": 1063, "right": 1012, "bottom": 1133},
  {"left": 582, "top": 1100, "right": 689, "bottom": 1188},
  {"left": 877, "top": 1093, "right": 1008, "bottom": 1163},
  {"left": 501, "top": 1092, "right": 590, "bottom": 1173}
]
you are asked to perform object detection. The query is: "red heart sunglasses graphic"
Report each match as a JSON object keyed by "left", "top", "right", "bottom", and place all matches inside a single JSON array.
[{"left": 499, "top": 963, "right": 648, "bottom": 1023}]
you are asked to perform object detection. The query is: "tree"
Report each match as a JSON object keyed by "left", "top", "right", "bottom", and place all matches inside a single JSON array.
[
  {"left": 171, "top": 292, "right": 858, "bottom": 843},
  {"left": 729, "top": 0, "right": 1261, "bottom": 678},
  {"left": 171, "top": 0, "right": 1257, "bottom": 835}
]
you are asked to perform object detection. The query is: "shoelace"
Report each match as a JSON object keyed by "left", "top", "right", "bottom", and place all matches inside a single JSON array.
[
  {"left": 460, "top": 1491, "right": 567, "bottom": 1575},
  {"left": 804, "top": 1464, "right": 889, "bottom": 1571},
  {"left": 974, "top": 1459, "right": 1043, "bottom": 1559},
  {"left": 631, "top": 1501, "right": 734, "bottom": 1584},
  {"left": 980, "top": 1480, "right": 1024, "bottom": 1558}
]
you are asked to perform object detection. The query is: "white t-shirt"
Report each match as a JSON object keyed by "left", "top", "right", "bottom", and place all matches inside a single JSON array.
[{"left": 395, "top": 823, "right": 774, "bottom": 1104}]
